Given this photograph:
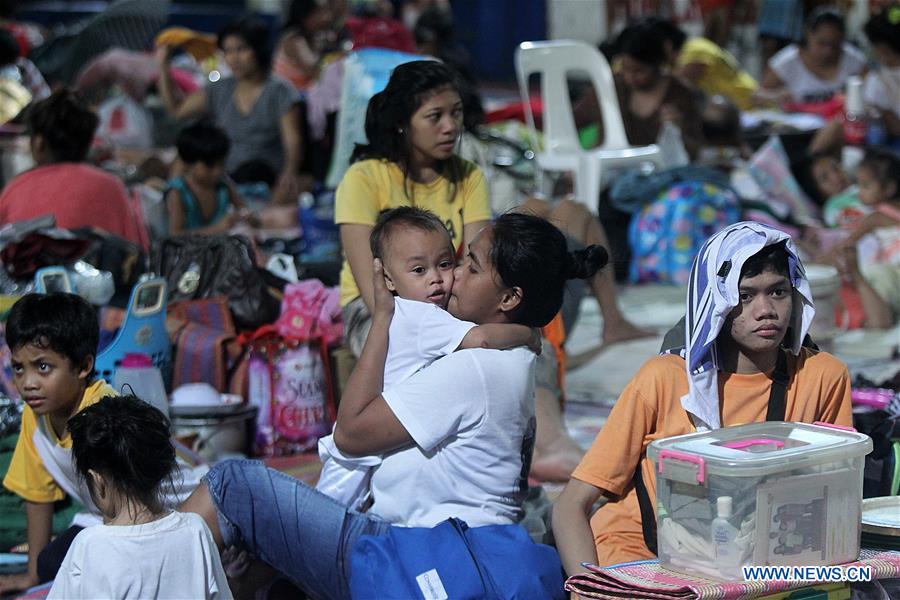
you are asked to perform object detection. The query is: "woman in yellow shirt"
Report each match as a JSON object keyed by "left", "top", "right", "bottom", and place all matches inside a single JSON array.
[
  {"left": 651, "top": 18, "right": 758, "bottom": 110},
  {"left": 334, "top": 60, "right": 492, "bottom": 356}
]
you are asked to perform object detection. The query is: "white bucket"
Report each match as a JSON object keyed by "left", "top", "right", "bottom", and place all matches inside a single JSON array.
[
  {"left": 172, "top": 406, "right": 258, "bottom": 464},
  {"left": 806, "top": 264, "right": 841, "bottom": 351}
]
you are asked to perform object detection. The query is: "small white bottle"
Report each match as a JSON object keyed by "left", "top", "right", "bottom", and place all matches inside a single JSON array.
[{"left": 712, "top": 496, "right": 739, "bottom": 566}]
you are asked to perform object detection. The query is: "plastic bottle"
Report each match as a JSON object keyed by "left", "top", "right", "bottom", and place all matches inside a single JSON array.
[
  {"left": 113, "top": 353, "right": 169, "bottom": 418},
  {"left": 711, "top": 496, "right": 739, "bottom": 565},
  {"left": 842, "top": 76, "right": 867, "bottom": 146}
]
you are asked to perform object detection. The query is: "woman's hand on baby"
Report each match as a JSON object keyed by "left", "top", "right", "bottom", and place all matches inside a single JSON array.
[{"left": 372, "top": 258, "right": 395, "bottom": 320}]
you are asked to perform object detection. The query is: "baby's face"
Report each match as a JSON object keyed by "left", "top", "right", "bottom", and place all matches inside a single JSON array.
[
  {"left": 382, "top": 227, "right": 456, "bottom": 308},
  {"left": 856, "top": 166, "right": 887, "bottom": 206},
  {"left": 811, "top": 157, "right": 848, "bottom": 200}
]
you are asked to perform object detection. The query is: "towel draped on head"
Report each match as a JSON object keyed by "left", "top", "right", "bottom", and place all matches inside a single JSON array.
[{"left": 670, "top": 221, "right": 815, "bottom": 430}]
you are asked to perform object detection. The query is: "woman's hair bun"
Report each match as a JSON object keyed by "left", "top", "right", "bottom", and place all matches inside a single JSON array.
[{"left": 566, "top": 245, "right": 609, "bottom": 280}]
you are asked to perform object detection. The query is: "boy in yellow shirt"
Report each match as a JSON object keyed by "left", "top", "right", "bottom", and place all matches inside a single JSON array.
[{"left": 0, "top": 293, "right": 114, "bottom": 594}]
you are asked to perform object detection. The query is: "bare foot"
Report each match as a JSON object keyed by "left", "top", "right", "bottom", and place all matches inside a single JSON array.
[
  {"left": 601, "top": 319, "right": 655, "bottom": 346},
  {"left": 531, "top": 435, "right": 584, "bottom": 482}
]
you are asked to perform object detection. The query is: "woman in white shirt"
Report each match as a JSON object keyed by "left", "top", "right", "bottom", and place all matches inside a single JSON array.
[
  {"left": 761, "top": 8, "right": 866, "bottom": 106},
  {"left": 180, "top": 213, "right": 607, "bottom": 599}
]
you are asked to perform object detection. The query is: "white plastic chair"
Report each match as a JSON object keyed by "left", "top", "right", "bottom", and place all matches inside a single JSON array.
[{"left": 515, "top": 40, "right": 664, "bottom": 213}]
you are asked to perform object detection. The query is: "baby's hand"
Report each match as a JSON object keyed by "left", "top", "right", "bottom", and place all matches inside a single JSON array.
[{"left": 372, "top": 258, "right": 394, "bottom": 320}]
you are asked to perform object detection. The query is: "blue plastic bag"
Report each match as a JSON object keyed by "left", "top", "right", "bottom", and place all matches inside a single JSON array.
[{"left": 350, "top": 518, "right": 565, "bottom": 600}]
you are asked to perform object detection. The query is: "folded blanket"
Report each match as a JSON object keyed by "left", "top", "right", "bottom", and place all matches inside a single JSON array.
[{"left": 565, "top": 550, "right": 900, "bottom": 599}]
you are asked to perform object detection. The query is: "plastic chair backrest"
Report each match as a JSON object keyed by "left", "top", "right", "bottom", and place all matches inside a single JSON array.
[
  {"left": 95, "top": 277, "right": 170, "bottom": 385},
  {"left": 515, "top": 40, "right": 630, "bottom": 154}
]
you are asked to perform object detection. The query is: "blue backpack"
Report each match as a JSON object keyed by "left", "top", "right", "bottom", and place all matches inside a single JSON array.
[
  {"left": 350, "top": 518, "right": 565, "bottom": 599},
  {"left": 628, "top": 181, "right": 740, "bottom": 285}
]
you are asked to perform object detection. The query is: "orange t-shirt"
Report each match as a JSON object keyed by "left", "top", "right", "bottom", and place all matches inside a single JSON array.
[{"left": 571, "top": 348, "right": 853, "bottom": 567}]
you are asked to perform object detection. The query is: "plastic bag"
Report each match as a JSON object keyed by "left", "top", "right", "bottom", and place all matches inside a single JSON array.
[
  {"left": 95, "top": 94, "right": 153, "bottom": 149},
  {"left": 657, "top": 121, "right": 690, "bottom": 169}
]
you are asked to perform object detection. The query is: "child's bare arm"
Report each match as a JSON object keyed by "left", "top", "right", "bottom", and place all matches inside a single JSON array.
[
  {"left": 458, "top": 324, "right": 542, "bottom": 354},
  {"left": 844, "top": 211, "right": 897, "bottom": 246},
  {"left": 165, "top": 188, "right": 187, "bottom": 236},
  {"left": 0, "top": 501, "right": 53, "bottom": 593}
]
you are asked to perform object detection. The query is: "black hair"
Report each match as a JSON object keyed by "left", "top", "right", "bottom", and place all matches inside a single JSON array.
[
  {"left": 806, "top": 6, "right": 845, "bottom": 35},
  {"left": 645, "top": 17, "right": 687, "bottom": 52},
  {"left": 864, "top": 4, "right": 900, "bottom": 55},
  {"left": 67, "top": 395, "right": 175, "bottom": 517},
  {"left": 25, "top": 90, "right": 98, "bottom": 163},
  {"left": 618, "top": 23, "right": 667, "bottom": 68},
  {"left": 490, "top": 213, "right": 608, "bottom": 327},
  {"left": 740, "top": 241, "right": 790, "bottom": 280},
  {"left": 6, "top": 293, "right": 98, "bottom": 371},
  {"left": 0, "top": 28, "right": 18, "bottom": 66},
  {"left": 350, "top": 60, "right": 463, "bottom": 201},
  {"left": 414, "top": 5, "right": 454, "bottom": 47},
  {"left": 218, "top": 16, "right": 272, "bottom": 71},
  {"left": 284, "top": 0, "right": 321, "bottom": 32},
  {"left": 858, "top": 146, "right": 900, "bottom": 200},
  {"left": 0, "top": 0, "right": 18, "bottom": 19},
  {"left": 701, "top": 95, "right": 740, "bottom": 146},
  {"left": 370, "top": 206, "right": 452, "bottom": 260},
  {"left": 175, "top": 121, "right": 230, "bottom": 166}
]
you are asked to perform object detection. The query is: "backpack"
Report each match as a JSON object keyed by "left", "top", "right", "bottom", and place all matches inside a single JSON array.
[
  {"left": 853, "top": 409, "right": 900, "bottom": 498},
  {"left": 350, "top": 518, "right": 565, "bottom": 600},
  {"left": 628, "top": 181, "right": 740, "bottom": 285}
]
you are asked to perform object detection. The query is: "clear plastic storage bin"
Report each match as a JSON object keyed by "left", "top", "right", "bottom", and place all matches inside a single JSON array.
[{"left": 647, "top": 422, "right": 872, "bottom": 581}]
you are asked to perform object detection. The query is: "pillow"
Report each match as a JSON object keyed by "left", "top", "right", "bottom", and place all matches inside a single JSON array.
[{"left": 747, "top": 136, "right": 820, "bottom": 224}]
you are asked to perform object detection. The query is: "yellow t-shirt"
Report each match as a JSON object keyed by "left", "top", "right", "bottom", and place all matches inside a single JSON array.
[
  {"left": 677, "top": 37, "right": 758, "bottom": 110},
  {"left": 335, "top": 157, "right": 492, "bottom": 307},
  {"left": 571, "top": 349, "right": 852, "bottom": 567},
  {"left": 3, "top": 379, "right": 115, "bottom": 503}
]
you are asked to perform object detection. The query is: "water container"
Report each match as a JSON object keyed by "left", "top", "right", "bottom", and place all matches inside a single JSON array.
[{"left": 112, "top": 353, "right": 169, "bottom": 417}]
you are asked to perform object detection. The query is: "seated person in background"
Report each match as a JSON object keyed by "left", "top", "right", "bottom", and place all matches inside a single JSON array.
[
  {"left": 760, "top": 7, "right": 866, "bottom": 108},
  {"left": 316, "top": 206, "right": 540, "bottom": 509},
  {"left": 862, "top": 4, "right": 900, "bottom": 144},
  {"left": 272, "top": 0, "right": 336, "bottom": 92},
  {"left": 651, "top": 18, "right": 757, "bottom": 111},
  {"left": 166, "top": 122, "right": 252, "bottom": 235},
  {"left": 157, "top": 17, "right": 303, "bottom": 204},
  {"left": 697, "top": 94, "right": 747, "bottom": 170},
  {"left": 809, "top": 152, "right": 862, "bottom": 228},
  {"left": 760, "top": 8, "right": 867, "bottom": 154},
  {"left": 48, "top": 396, "right": 230, "bottom": 600},
  {"left": 0, "top": 90, "right": 143, "bottom": 246},
  {"left": 834, "top": 148, "right": 900, "bottom": 257},
  {"left": 575, "top": 22, "right": 705, "bottom": 159},
  {"left": 809, "top": 151, "right": 898, "bottom": 329},
  {"left": 828, "top": 148, "right": 900, "bottom": 325},
  {"left": 552, "top": 222, "right": 852, "bottom": 573}
]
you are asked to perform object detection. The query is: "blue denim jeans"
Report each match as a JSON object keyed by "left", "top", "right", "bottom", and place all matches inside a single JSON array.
[{"left": 204, "top": 459, "right": 391, "bottom": 600}]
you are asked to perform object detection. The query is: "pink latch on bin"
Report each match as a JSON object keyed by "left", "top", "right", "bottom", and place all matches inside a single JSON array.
[
  {"left": 657, "top": 449, "right": 706, "bottom": 484},
  {"left": 721, "top": 438, "right": 785, "bottom": 451}
]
